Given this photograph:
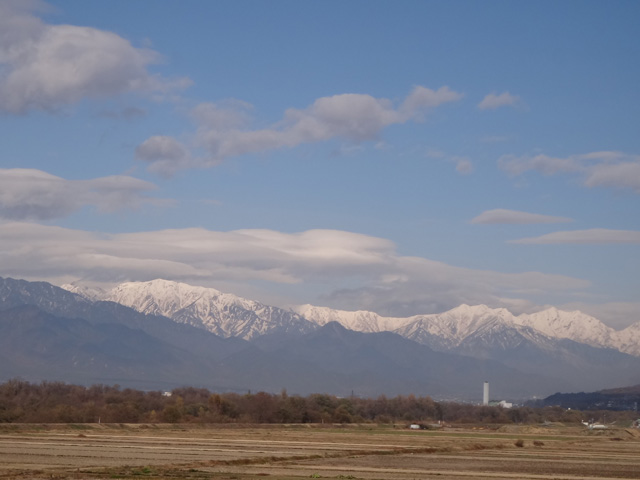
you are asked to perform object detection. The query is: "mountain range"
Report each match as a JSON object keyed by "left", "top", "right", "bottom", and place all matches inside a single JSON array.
[
  {"left": 2, "top": 276, "right": 640, "bottom": 400},
  {"left": 65, "top": 279, "right": 640, "bottom": 358}
]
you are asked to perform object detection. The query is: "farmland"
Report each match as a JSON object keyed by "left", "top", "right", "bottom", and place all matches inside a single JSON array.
[{"left": 1, "top": 423, "right": 639, "bottom": 479}]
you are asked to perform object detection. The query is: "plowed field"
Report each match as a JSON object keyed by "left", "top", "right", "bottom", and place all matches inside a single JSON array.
[{"left": 1, "top": 424, "right": 638, "bottom": 479}]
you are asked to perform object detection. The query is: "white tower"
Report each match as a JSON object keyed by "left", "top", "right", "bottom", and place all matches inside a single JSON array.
[{"left": 483, "top": 381, "right": 489, "bottom": 405}]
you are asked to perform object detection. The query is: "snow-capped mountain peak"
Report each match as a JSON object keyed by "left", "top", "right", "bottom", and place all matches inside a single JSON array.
[
  {"left": 514, "top": 307, "right": 619, "bottom": 350},
  {"left": 391, "top": 304, "right": 539, "bottom": 352},
  {"left": 291, "top": 304, "right": 413, "bottom": 332},
  {"left": 105, "top": 279, "right": 223, "bottom": 318},
  {"left": 73, "top": 279, "right": 316, "bottom": 340},
  {"left": 430, "top": 304, "right": 516, "bottom": 339}
]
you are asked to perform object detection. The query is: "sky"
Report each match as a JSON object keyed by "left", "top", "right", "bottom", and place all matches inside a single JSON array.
[{"left": 1, "top": 0, "right": 639, "bottom": 328}]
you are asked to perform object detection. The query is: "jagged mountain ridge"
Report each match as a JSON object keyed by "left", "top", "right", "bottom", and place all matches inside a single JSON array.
[
  {"left": 298, "top": 300, "right": 640, "bottom": 357},
  {"left": 514, "top": 308, "right": 620, "bottom": 350},
  {"left": 65, "top": 279, "right": 316, "bottom": 340},
  {"left": 392, "top": 304, "right": 551, "bottom": 352},
  {"left": 66, "top": 279, "right": 640, "bottom": 358}
]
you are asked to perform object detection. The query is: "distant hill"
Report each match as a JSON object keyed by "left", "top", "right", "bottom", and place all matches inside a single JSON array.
[
  {"left": 600, "top": 384, "right": 640, "bottom": 395},
  {"left": 541, "top": 384, "right": 640, "bottom": 411}
]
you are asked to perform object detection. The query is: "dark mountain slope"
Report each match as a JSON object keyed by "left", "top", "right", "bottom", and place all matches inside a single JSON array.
[
  {"left": 0, "top": 277, "right": 250, "bottom": 361},
  {"left": 454, "top": 332, "right": 640, "bottom": 392},
  {"left": 0, "top": 305, "right": 219, "bottom": 389},
  {"left": 259, "top": 322, "right": 564, "bottom": 399}
]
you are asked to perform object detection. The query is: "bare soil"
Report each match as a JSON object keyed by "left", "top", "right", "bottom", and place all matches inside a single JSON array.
[{"left": 0, "top": 423, "right": 638, "bottom": 479}]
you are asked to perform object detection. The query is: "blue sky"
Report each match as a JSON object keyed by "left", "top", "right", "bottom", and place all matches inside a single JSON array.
[{"left": 1, "top": 0, "right": 639, "bottom": 328}]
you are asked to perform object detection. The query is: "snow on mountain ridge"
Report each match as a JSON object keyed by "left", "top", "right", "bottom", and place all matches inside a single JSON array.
[
  {"left": 296, "top": 302, "right": 640, "bottom": 357},
  {"left": 60, "top": 283, "right": 106, "bottom": 302},
  {"left": 296, "top": 302, "right": 562, "bottom": 353},
  {"left": 292, "top": 304, "right": 414, "bottom": 332},
  {"left": 77, "top": 279, "right": 316, "bottom": 340},
  {"left": 392, "top": 304, "right": 546, "bottom": 351},
  {"left": 65, "top": 278, "right": 640, "bottom": 356},
  {"left": 617, "top": 323, "right": 640, "bottom": 357},
  {"left": 514, "top": 307, "right": 620, "bottom": 351},
  {"left": 105, "top": 279, "right": 222, "bottom": 318},
  {"left": 430, "top": 304, "right": 515, "bottom": 338}
]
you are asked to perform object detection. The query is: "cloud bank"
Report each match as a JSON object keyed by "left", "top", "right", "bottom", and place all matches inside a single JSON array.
[
  {"left": 0, "top": 168, "right": 164, "bottom": 220},
  {"left": 471, "top": 209, "right": 572, "bottom": 225},
  {"left": 0, "top": 1, "right": 189, "bottom": 113},
  {"left": 0, "top": 223, "right": 589, "bottom": 318},
  {"left": 137, "top": 85, "right": 464, "bottom": 176}
]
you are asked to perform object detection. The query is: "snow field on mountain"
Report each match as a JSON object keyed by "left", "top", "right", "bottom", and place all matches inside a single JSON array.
[{"left": 63, "top": 279, "right": 640, "bottom": 356}]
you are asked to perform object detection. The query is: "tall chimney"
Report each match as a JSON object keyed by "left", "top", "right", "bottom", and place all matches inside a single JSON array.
[{"left": 483, "top": 381, "right": 489, "bottom": 405}]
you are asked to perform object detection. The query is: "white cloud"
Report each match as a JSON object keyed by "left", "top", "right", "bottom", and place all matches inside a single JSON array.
[
  {"left": 511, "top": 229, "right": 640, "bottom": 245},
  {"left": 478, "top": 91, "right": 521, "bottom": 110},
  {"left": 400, "top": 85, "right": 464, "bottom": 116},
  {"left": 498, "top": 151, "right": 640, "bottom": 193},
  {"left": 0, "top": 223, "right": 589, "bottom": 318},
  {"left": 0, "top": 168, "right": 165, "bottom": 220},
  {"left": 190, "top": 100, "right": 252, "bottom": 130},
  {"left": 584, "top": 161, "right": 640, "bottom": 193},
  {"left": 0, "top": 1, "right": 189, "bottom": 113},
  {"left": 471, "top": 209, "right": 572, "bottom": 225},
  {"left": 135, "top": 136, "right": 194, "bottom": 177},
  {"left": 321, "top": 255, "right": 588, "bottom": 318},
  {"left": 138, "top": 85, "right": 463, "bottom": 175},
  {"left": 453, "top": 157, "right": 473, "bottom": 175}
]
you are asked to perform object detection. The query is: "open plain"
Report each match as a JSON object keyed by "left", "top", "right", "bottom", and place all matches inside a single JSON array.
[{"left": 0, "top": 423, "right": 639, "bottom": 480}]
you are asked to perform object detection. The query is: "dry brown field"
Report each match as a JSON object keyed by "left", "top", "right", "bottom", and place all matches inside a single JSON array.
[{"left": 0, "top": 423, "right": 639, "bottom": 480}]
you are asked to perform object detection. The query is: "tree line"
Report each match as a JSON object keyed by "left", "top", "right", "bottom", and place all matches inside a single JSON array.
[{"left": 0, "top": 379, "right": 636, "bottom": 425}]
